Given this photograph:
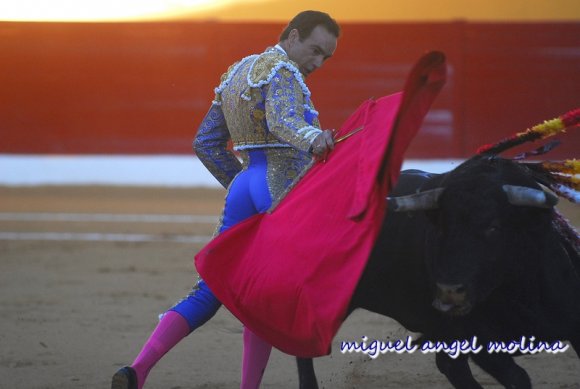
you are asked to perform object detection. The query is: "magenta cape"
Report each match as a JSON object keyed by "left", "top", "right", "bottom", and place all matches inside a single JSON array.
[{"left": 195, "top": 51, "right": 447, "bottom": 357}]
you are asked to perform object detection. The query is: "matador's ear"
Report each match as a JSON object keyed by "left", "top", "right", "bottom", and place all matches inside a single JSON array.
[{"left": 287, "top": 29, "right": 300, "bottom": 46}]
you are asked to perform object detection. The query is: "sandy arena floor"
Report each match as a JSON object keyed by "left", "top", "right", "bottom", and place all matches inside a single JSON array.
[{"left": 0, "top": 186, "right": 578, "bottom": 389}]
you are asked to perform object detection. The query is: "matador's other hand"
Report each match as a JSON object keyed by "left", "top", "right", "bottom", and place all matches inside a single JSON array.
[{"left": 310, "top": 130, "right": 335, "bottom": 161}]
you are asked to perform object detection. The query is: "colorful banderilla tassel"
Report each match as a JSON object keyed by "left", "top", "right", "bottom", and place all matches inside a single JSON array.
[
  {"left": 477, "top": 108, "right": 580, "bottom": 156},
  {"left": 536, "top": 159, "right": 580, "bottom": 203},
  {"left": 540, "top": 159, "right": 580, "bottom": 176}
]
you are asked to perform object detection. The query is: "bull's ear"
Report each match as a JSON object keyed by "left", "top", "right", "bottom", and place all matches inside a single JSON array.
[
  {"left": 502, "top": 184, "right": 559, "bottom": 208},
  {"left": 387, "top": 188, "right": 444, "bottom": 212}
]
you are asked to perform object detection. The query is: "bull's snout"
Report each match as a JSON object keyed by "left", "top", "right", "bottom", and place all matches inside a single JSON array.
[
  {"left": 433, "top": 283, "right": 471, "bottom": 315},
  {"left": 437, "top": 283, "right": 467, "bottom": 301}
]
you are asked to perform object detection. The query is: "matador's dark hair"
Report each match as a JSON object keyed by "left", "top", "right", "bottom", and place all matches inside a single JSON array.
[{"left": 279, "top": 10, "right": 340, "bottom": 41}]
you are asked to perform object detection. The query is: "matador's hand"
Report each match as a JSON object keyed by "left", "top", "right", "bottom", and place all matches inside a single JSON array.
[{"left": 310, "top": 130, "right": 335, "bottom": 161}]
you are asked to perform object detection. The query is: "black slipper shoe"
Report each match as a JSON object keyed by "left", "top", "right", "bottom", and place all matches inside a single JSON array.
[{"left": 111, "top": 366, "right": 138, "bottom": 389}]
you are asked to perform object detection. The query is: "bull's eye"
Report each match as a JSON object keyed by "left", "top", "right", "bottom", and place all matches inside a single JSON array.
[{"left": 484, "top": 225, "right": 500, "bottom": 239}]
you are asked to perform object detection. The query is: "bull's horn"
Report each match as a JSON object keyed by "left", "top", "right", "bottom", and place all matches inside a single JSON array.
[
  {"left": 388, "top": 188, "right": 445, "bottom": 212},
  {"left": 502, "top": 184, "right": 559, "bottom": 208}
]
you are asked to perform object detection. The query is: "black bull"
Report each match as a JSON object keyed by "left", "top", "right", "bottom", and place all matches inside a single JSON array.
[{"left": 297, "top": 155, "right": 580, "bottom": 389}]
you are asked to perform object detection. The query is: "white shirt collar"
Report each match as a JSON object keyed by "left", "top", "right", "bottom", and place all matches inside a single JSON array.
[{"left": 274, "top": 44, "right": 287, "bottom": 56}]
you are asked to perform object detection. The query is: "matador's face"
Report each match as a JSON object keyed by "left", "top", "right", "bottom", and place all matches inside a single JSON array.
[{"left": 286, "top": 25, "right": 337, "bottom": 77}]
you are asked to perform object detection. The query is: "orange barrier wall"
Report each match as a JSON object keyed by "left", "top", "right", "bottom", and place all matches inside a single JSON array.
[{"left": 1, "top": 21, "right": 578, "bottom": 158}]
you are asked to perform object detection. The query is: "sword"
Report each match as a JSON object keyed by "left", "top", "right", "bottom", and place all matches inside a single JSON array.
[{"left": 334, "top": 126, "right": 364, "bottom": 143}]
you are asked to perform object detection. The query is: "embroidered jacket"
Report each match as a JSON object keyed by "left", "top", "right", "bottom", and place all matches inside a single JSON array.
[{"left": 194, "top": 46, "right": 322, "bottom": 188}]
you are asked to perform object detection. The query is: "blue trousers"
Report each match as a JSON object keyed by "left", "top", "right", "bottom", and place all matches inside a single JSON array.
[{"left": 170, "top": 150, "right": 273, "bottom": 331}]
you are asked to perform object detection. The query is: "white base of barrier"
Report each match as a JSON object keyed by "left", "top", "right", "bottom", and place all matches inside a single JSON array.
[{"left": 0, "top": 154, "right": 465, "bottom": 187}]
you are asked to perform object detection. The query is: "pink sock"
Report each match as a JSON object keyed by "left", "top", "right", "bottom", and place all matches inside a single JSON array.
[
  {"left": 241, "top": 327, "right": 272, "bottom": 389},
  {"left": 131, "top": 311, "right": 190, "bottom": 389}
]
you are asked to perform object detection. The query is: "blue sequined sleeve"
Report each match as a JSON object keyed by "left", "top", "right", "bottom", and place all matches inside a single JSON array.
[
  {"left": 193, "top": 104, "right": 242, "bottom": 189},
  {"left": 265, "top": 68, "right": 322, "bottom": 153}
]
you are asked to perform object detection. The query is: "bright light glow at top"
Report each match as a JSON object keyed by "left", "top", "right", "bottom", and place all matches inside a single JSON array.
[
  {"left": 1, "top": 0, "right": 577, "bottom": 22},
  {"left": 0, "top": 0, "right": 236, "bottom": 22}
]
